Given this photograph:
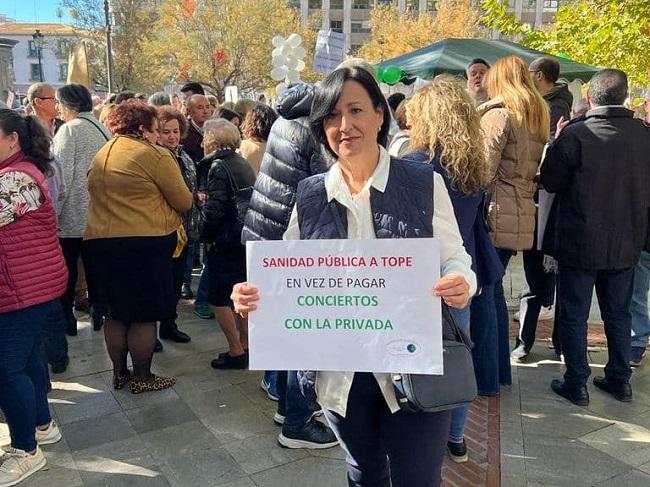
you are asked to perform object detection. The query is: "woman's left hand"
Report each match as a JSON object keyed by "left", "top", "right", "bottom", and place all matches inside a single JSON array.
[{"left": 433, "top": 273, "right": 470, "bottom": 309}]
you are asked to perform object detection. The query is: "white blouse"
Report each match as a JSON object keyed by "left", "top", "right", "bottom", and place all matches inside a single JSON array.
[{"left": 283, "top": 146, "right": 476, "bottom": 417}]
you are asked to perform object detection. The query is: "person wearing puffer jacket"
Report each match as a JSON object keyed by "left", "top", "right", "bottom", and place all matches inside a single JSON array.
[{"left": 240, "top": 83, "right": 338, "bottom": 450}]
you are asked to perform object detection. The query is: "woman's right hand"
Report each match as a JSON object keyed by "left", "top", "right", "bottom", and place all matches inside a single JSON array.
[{"left": 231, "top": 282, "right": 260, "bottom": 316}]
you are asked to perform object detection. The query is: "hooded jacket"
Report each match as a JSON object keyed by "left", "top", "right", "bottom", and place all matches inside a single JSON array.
[
  {"left": 241, "top": 84, "right": 330, "bottom": 242},
  {"left": 545, "top": 83, "right": 573, "bottom": 138}
]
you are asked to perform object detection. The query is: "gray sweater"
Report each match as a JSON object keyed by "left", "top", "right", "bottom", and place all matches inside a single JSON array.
[{"left": 52, "top": 113, "right": 111, "bottom": 238}]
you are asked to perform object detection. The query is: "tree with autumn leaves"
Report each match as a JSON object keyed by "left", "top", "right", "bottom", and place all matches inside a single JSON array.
[
  {"left": 358, "top": 0, "right": 485, "bottom": 63},
  {"left": 481, "top": 0, "right": 650, "bottom": 88},
  {"left": 146, "top": 0, "right": 320, "bottom": 100}
]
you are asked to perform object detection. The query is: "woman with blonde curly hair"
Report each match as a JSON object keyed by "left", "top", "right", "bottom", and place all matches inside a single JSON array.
[
  {"left": 405, "top": 74, "right": 504, "bottom": 463},
  {"left": 478, "top": 55, "right": 549, "bottom": 392}
]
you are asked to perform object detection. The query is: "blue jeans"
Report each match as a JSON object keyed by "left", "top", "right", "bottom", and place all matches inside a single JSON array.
[
  {"left": 448, "top": 304, "right": 471, "bottom": 442},
  {"left": 631, "top": 251, "right": 650, "bottom": 348},
  {"left": 470, "top": 283, "right": 499, "bottom": 395},
  {"left": 493, "top": 249, "right": 513, "bottom": 386},
  {"left": 0, "top": 300, "right": 55, "bottom": 451},
  {"left": 183, "top": 240, "right": 197, "bottom": 286},
  {"left": 277, "top": 370, "right": 315, "bottom": 432},
  {"left": 195, "top": 246, "right": 210, "bottom": 307},
  {"left": 41, "top": 299, "right": 68, "bottom": 367},
  {"left": 558, "top": 265, "right": 633, "bottom": 387}
]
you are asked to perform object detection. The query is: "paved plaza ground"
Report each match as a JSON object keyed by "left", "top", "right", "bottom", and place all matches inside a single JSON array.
[{"left": 2, "top": 256, "right": 650, "bottom": 487}]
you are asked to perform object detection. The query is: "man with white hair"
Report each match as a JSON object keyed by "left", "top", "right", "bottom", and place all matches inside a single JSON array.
[{"left": 27, "top": 82, "right": 63, "bottom": 135}]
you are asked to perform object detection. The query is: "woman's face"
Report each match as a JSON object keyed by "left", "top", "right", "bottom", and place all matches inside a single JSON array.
[
  {"left": 0, "top": 128, "right": 19, "bottom": 162},
  {"left": 159, "top": 119, "right": 181, "bottom": 150},
  {"left": 55, "top": 100, "right": 76, "bottom": 122},
  {"left": 141, "top": 120, "right": 160, "bottom": 145},
  {"left": 324, "top": 80, "right": 384, "bottom": 160}
]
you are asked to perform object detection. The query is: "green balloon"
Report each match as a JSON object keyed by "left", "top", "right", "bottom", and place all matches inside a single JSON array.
[
  {"left": 383, "top": 65, "right": 403, "bottom": 85},
  {"left": 376, "top": 67, "right": 386, "bottom": 83}
]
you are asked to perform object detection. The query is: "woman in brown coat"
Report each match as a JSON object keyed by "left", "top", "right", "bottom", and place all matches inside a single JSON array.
[{"left": 478, "top": 55, "right": 549, "bottom": 387}]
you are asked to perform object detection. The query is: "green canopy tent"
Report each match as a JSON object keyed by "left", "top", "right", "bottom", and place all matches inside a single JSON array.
[{"left": 376, "top": 38, "right": 600, "bottom": 83}]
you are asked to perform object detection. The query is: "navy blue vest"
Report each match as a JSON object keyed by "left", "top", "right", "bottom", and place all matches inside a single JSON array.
[{"left": 296, "top": 157, "right": 434, "bottom": 240}]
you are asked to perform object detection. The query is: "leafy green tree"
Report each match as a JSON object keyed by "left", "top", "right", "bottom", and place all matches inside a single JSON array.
[{"left": 481, "top": 0, "right": 650, "bottom": 87}]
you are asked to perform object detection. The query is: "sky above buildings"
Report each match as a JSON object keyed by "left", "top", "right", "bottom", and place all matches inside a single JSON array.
[{"left": 4, "top": 0, "right": 73, "bottom": 24}]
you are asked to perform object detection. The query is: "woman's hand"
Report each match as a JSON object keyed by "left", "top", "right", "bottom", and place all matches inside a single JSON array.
[
  {"left": 231, "top": 282, "right": 260, "bottom": 317},
  {"left": 433, "top": 273, "right": 470, "bottom": 309},
  {"left": 196, "top": 191, "right": 207, "bottom": 206}
]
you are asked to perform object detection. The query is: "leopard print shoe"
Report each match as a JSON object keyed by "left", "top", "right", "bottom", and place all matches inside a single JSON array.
[
  {"left": 113, "top": 370, "right": 133, "bottom": 390},
  {"left": 129, "top": 375, "right": 176, "bottom": 395}
]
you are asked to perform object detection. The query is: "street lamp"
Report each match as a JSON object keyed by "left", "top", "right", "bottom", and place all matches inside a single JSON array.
[
  {"left": 104, "top": 0, "right": 115, "bottom": 93},
  {"left": 32, "top": 29, "right": 44, "bottom": 82}
]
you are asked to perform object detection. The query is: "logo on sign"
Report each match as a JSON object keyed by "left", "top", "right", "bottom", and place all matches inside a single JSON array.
[{"left": 387, "top": 340, "right": 420, "bottom": 356}]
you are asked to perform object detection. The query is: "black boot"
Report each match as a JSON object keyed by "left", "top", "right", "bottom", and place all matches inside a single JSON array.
[
  {"left": 551, "top": 379, "right": 589, "bottom": 406},
  {"left": 66, "top": 316, "right": 78, "bottom": 337},
  {"left": 159, "top": 321, "right": 191, "bottom": 343},
  {"left": 91, "top": 307, "right": 104, "bottom": 331}
]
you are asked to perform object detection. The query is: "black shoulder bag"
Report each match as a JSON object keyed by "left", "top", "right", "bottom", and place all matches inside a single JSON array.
[
  {"left": 392, "top": 303, "right": 477, "bottom": 413},
  {"left": 221, "top": 162, "right": 253, "bottom": 238}
]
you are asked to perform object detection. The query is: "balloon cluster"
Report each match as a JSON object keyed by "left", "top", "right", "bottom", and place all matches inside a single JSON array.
[
  {"left": 376, "top": 65, "right": 404, "bottom": 85},
  {"left": 271, "top": 34, "right": 307, "bottom": 97}
]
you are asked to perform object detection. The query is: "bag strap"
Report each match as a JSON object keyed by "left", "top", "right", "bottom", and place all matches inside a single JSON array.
[
  {"left": 219, "top": 159, "right": 239, "bottom": 195},
  {"left": 78, "top": 114, "right": 110, "bottom": 142}
]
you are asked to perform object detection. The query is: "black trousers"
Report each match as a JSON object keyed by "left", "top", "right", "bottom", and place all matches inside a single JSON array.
[
  {"left": 515, "top": 249, "right": 556, "bottom": 351},
  {"left": 59, "top": 237, "right": 85, "bottom": 327},
  {"left": 161, "top": 247, "right": 188, "bottom": 332},
  {"left": 557, "top": 265, "right": 634, "bottom": 387},
  {"left": 323, "top": 373, "right": 450, "bottom": 487}
]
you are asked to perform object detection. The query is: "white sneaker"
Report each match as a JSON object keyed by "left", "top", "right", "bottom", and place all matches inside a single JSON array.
[
  {"left": 538, "top": 306, "right": 555, "bottom": 321},
  {"left": 0, "top": 447, "right": 46, "bottom": 487},
  {"left": 273, "top": 412, "right": 285, "bottom": 425},
  {"left": 35, "top": 421, "right": 62, "bottom": 446}
]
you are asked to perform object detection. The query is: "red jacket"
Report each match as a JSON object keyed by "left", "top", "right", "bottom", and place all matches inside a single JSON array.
[{"left": 0, "top": 152, "right": 68, "bottom": 313}]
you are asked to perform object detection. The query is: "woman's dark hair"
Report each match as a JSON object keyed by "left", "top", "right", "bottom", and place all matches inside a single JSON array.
[
  {"left": 56, "top": 83, "right": 93, "bottom": 113},
  {"left": 157, "top": 105, "right": 188, "bottom": 139},
  {"left": 0, "top": 109, "right": 53, "bottom": 174},
  {"left": 218, "top": 107, "right": 242, "bottom": 124},
  {"left": 115, "top": 90, "right": 136, "bottom": 104},
  {"left": 106, "top": 99, "right": 158, "bottom": 137},
  {"left": 310, "top": 67, "right": 391, "bottom": 158},
  {"left": 241, "top": 103, "right": 278, "bottom": 141}
]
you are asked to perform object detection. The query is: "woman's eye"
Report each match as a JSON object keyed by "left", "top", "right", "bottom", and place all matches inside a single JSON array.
[{"left": 351, "top": 108, "right": 362, "bottom": 114}]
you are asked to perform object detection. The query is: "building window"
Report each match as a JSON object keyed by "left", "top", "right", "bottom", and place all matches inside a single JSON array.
[
  {"left": 544, "top": 0, "right": 559, "bottom": 9},
  {"left": 351, "top": 21, "right": 370, "bottom": 33},
  {"left": 308, "top": 0, "right": 322, "bottom": 8},
  {"left": 30, "top": 63, "right": 42, "bottom": 81},
  {"left": 406, "top": 0, "right": 419, "bottom": 9},
  {"left": 349, "top": 44, "right": 362, "bottom": 55},
  {"left": 290, "top": 0, "right": 300, "bottom": 6},
  {"left": 56, "top": 39, "right": 70, "bottom": 59},
  {"left": 330, "top": 20, "right": 343, "bottom": 33},
  {"left": 28, "top": 40, "right": 39, "bottom": 58},
  {"left": 427, "top": 0, "right": 438, "bottom": 10},
  {"left": 352, "top": 0, "right": 369, "bottom": 9},
  {"left": 59, "top": 63, "right": 68, "bottom": 81},
  {"left": 330, "top": 0, "right": 343, "bottom": 8}
]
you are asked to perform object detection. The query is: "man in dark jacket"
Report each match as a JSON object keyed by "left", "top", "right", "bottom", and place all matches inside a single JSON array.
[
  {"left": 511, "top": 57, "right": 575, "bottom": 361},
  {"left": 529, "top": 57, "right": 573, "bottom": 138},
  {"left": 182, "top": 94, "right": 212, "bottom": 168},
  {"left": 241, "top": 84, "right": 337, "bottom": 450},
  {"left": 541, "top": 69, "right": 650, "bottom": 406}
]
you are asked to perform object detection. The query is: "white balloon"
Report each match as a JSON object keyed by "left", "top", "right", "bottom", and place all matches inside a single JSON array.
[
  {"left": 272, "top": 47, "right": 283, "bottom": 57},
  {"left": 285, "top": 55, "right": 298, "bottom": 70},
  {"left": 296, "top": 59, "right": 306, "bottom": 71},
  {"left": 287, "top": 33, "right": 302, "bottom": 48},
  {"left": 271, "top": 66, "right": 288, "bottom": 81},
  {"left": 286, "top": 69, "right": 300, "bottom": 83},
  {"left": 280, "top": 44, "right": 293, "bottom": 56},
  {"left": 293, "top": 46, "right": 306, "bottom": 60},
  {"left": 272, "top": 35, "right": 285, "bottom": 48},
  {"left": 276, "top": 82, "right": 288, "bottom": 97},
  {"left": 272, "top": 55, "right": 285, "bottom": 68}
]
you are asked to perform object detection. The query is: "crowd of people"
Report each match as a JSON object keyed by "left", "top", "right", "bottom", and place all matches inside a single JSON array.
[{"left": 0, "top": 52, "right": 648, "bottom": 486}]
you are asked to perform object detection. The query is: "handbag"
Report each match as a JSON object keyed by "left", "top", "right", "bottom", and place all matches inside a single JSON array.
[{"left": 391, "top": 301, "right": 477, "bottom": 413}]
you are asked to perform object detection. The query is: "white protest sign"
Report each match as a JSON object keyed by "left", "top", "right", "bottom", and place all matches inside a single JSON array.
[
  {"left": 313, "top": 29, "right": 346, "bottom": 75},
  {"left": 247, "top": 238, "right": 443, "bottom": 374}
]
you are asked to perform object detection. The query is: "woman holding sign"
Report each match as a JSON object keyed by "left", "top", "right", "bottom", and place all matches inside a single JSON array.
[{"left": 232, "top": 66, "right": 476, "bottom": 487}]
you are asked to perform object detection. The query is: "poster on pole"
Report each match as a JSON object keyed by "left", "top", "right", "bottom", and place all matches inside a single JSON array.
[
  {"left": 313, "top": 29, "right": 346, "bottom": 75},
  {"left": 247, "top": 239, "right": 443, "bottom": 374}
]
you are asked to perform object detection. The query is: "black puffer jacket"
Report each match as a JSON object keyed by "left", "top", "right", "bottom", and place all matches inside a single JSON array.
[
  {"left": 241, "top": 84, "right": 330, "bottom": 242},
  {"left": 200, "top": 149, "right": 256, "bottom": 246}
]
